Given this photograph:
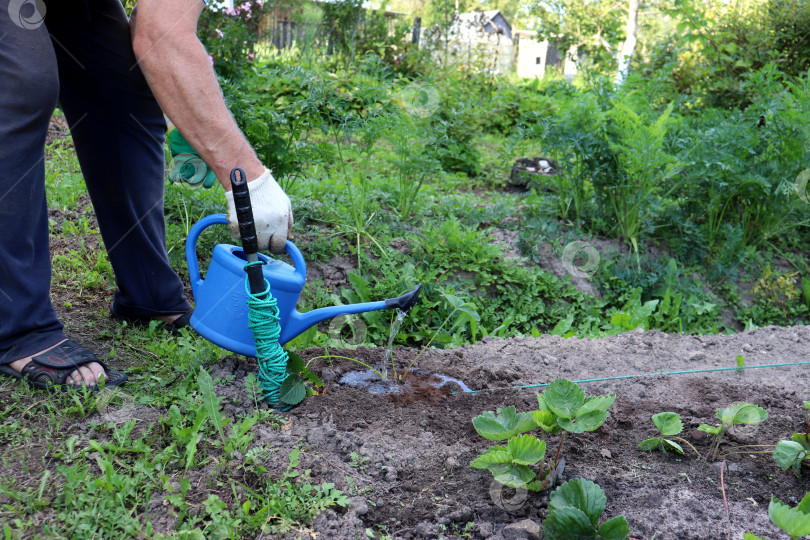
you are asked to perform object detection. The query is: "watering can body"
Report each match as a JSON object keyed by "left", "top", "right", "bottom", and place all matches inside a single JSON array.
[{"left": 186, "top": 214, "right": 419, "bottom": 357}]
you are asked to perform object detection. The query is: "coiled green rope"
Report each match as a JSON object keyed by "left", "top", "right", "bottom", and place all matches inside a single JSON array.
[{"left": 244, "top": 262, "right": 289, "bottom": 404}]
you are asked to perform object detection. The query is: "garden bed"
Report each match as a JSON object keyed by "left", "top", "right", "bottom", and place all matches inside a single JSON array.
[{"left": 199, "top": 326, "right": 810, "bottom": 539}]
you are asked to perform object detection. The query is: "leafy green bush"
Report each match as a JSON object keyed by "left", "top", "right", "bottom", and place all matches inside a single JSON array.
[
  {"left": 199, "top": 1, "right": 271, "bottom": 80},
  {"left": 657, "top": 0, "right": 810, "bottom": 109}
]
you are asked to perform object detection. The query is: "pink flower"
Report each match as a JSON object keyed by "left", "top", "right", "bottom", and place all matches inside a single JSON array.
[
  {"left": 249, "top": 53, "right": 255, "bottom": 59},
  {"left": 215, "top": 28, "right": 224, "bottom": 38},
  {"left": 208, "top": 55, "right": 214, "bottom": 65}
]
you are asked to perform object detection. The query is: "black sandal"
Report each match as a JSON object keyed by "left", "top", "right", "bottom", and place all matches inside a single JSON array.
[
  {"left": 110, "top": 303, "right": 194, "bottom": 336},
  {"left": 0, "top": 339, "right": 127, "bottom": 391}
]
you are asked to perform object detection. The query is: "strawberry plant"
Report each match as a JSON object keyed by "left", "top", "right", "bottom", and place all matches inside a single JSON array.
[
  {"left": 537, "top": 379, "right": 616, "bottom": 481},
  {"left": 471, "top": 406, "right": 548, "bottom": 490},
  {"left": 470, "top": 380, "right": 615, "bottom": 492},
  {"left": 744, "top": 492, "right": 810, "bottom": 540},
  {"left": 773, "top": 435, "right": 810, "bottom": 478},
  {"left": 543, "top": 478, "right": 630, "bottom": 540},
  {"left": 638, "top": 412, "right": 700, "bottom": 457},
  {"left": 773, "top": 402, "right": 810, "bottom": 478},
  {"left": 470, "top": 434, "right": 546, "bottom": 490},
  {"left": 698, "top": 402, "right": 768, "bottom": 460},
  {"left": 277, "top": 352, "right": 325, "bottom": 407}
]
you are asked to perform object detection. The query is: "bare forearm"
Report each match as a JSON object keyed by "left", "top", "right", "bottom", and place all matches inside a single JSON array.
[{"left": 131, "top": 6, "right": 263, "bottom": 188}]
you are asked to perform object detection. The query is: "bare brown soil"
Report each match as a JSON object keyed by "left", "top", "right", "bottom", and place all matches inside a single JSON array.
[{"left": 204, "top": 326, "right": 810, "bottom": 540}]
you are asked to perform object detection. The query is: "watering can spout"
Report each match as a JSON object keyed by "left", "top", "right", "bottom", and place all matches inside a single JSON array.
[
  {"left": 384, "top": 284, "right": 422, "bottom": 311},
  {"left": 281, "top": 284, "right": 422, "bottom": 345}
]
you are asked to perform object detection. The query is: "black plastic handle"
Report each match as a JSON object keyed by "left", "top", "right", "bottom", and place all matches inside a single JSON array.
[
  {"left": 231, "top": 168, "right": 258, "bottom": 257},
  {"left": 230, "top": 167, "right": 266, "bottom": 298}
]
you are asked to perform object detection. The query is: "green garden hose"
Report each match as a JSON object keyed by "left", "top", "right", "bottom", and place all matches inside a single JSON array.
[{"left": 244, "top": 262, "right": 289, "bottom": 405}]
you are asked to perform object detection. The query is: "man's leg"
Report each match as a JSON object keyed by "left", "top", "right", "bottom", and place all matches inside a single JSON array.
[
  {"left": 46, "top": 0, "right": 191, "bottom": 319},
  {"left": 0, "top": 0, "right": 66, "bottom": 365}
]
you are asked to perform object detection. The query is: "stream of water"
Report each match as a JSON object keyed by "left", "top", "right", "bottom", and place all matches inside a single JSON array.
[{"left": 380, "top": 309, "right": 407, "bottom": 380}]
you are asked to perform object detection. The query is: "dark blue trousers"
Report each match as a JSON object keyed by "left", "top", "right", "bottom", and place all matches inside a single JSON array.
[{"left": 0, "top": 0, "right": 191, "bottom": 364}]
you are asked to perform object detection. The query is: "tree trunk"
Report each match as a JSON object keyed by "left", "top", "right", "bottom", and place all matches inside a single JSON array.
[{"left": 615, "top": 0, "right": 639, "bottom": 86}]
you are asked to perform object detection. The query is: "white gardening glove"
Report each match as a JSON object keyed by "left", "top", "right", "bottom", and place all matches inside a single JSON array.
[{"left": 225, "top": 169, "right": 293, "bottom": 254}]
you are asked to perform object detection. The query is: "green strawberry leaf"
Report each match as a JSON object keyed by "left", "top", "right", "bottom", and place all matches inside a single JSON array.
[
  {"left": 543, "top": 506, "right": 597, "bottom": 538},
  {"left": 769, "top": 497, "right": 810, "bottom": 537},
  {"left": 652, "top": 412, "right": 683, "bottom": 437},
  {"left": 790, "top": 432, "right": 810, "bottom": 451},
  {"left": 470, "top": 447, "right": 512, "bottom": 470},
  {"left": 533, "top": 396, "right": 561, "bottom": 433},
  {"left": 798, "top": 491, "right": 810, "bottom": 515},
  {"left": 491, "top": 463, "right": 536, "bottom": 489},
  {"left": 544, "top": 379, "right": 585, "bottom": 419},
  {"left": 287, "top": 351, "right": 305, "bottom": 373},
  {"left": 598, "top": 515, "right": 631, "bottom": 540},
  {"left": 638, "top": 438, "right": 663, "bottom": 452},
  {"left": 549, "top": 478, "right": 607, "bottom": 527},
  {"left": 662, "top": 439, "right": 684, "bottom": 455},
  {"left": 717, "top": 402, "right": 768, "bottom": 425},
  {"left": 472, "top": 406, "right": 538, "bottom": 441},
  {"left": 698, "top": 424, "right": 722, "bottom": 435},
  {"left": 773, "top": 440, "right": 806, "bottom": 478},
  {"left": 508, "top": 435, "right": 546, "bottom": 466},
  {"left": 278, "top": 373, "right": 307, "bottom": 405},
  {"left": 558, "top": 410, "right": 610, "bottom": 434},
  {"left": 580, "top": 394, "right": 617, "bottom": 413}
]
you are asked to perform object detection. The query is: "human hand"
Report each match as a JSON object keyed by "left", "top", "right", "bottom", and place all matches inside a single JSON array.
[{"left": 224, "top": 169, "right": 293, "bottom": 253}]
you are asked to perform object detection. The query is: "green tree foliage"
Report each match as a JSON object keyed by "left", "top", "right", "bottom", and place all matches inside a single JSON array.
[
  {"left": 529, "top": 0, "right": 625, "bottom": 70},
  {"left": 653, "top": 0, "right": 810, "bottom": 108}
]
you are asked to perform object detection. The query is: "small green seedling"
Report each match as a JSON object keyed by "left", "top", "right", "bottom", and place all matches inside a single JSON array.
[
  {"left": 744, "top": 492, "right": 810, "bottom": 540},
  {"left": 277, "top": 352, "right": 325, "bottom": 406},
  {"left": 773, "top": 434, "right": 810, "bottom": 478},
  {"left": 543, "top": 478, "right": 630, "bottom": 540},
  {"left": 698, "top": 402, "right": 768, "bottom": 461},
  {"left": 638, "top": 412, "right": 700, "bottom": 457},
  {"left": 470, "top": 434, "right": 546, "bottom": 490},
  {"left": 736, "top": 354, "right": 745, "bottom": 374}
]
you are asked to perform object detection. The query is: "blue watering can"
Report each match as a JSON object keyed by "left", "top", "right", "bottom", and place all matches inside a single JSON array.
[{"left": 186, "top": 214, "right": 421, "bottom": 357}]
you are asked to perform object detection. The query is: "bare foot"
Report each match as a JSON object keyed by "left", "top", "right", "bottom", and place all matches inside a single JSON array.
[
  {"left": 154, "top": 313, "right": 181, "bottom": 325},
  {"left": 9, "top": 340, "right": 107, "bottom": 387}
]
